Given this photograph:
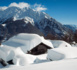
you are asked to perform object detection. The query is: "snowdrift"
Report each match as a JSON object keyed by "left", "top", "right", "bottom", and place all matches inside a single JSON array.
[
  {"left": 48, "top": 40, "right": 72, "bottom": 48},
  {"left": 0, "top": 45, "right": 36, "bottom": 66},
  {"left": 0, "top": 45, "right": 15, "bottom": 61},
  {"left": 47, "top": 47, "right": 77, "bottom": 61},
  {"left": 13, "top": 48, "right": 36, "bottom": 66},
  {"left": 2, "top": 59, "right": 77, "bottom": 70}
]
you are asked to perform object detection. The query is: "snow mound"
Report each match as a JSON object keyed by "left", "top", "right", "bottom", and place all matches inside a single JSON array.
[
  {"left": 13, "top": 48, "right": 36, "bottom": 66},
  {"left": 0, "top": 45, "right": 15, "bottom": 61},
  {"left": 0, "top": 45, "right": 36, "bottom": 66},
  {"left": 3, "top": 33, "right": 53, "bottom": 53},
  {"left": 47, "top": 47, "right": 77, "bottom": 61},
  {"left": 48, "top": 40, "right": 72, "bottom": 48},
  {"left": 0, "top": 45, "right": 48, "bottom": 66}
]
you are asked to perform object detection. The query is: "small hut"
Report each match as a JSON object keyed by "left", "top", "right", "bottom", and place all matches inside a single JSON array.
[{"left": 27, "top": 43, "right": 52, "bottom": 55}]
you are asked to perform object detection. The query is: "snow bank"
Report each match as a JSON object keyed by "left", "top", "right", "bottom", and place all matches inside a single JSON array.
[
  {"left": 2, "top": 59, "right": 77, "bottom": 70},
  {"left": 13, "top": 48, "right": 36, "bottom": 66},
  {"left": 47, "top": 47, "right": 77, "bottom": 61},
  {"left": 3, "top": 33, "right": 53, "bottom": 53},
  {"left": 0, "top": 45, "right": 15, "bottom": 61},
  {"left": 48, "top": 40, "right": 72, "bottom": 48},
  {"left": 0, "top": 45, "right": 48, "bottom": 66},
  {"left": 0, "top": 45, "right": 36, "bottom": 66}
]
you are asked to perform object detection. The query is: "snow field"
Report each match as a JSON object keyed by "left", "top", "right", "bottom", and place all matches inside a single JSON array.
[
  {"left": 0, "top": 33, "right": 77, "bottom": 69},
  {"left": 47, "top": 47, "right": 77, "bottom": 61}
]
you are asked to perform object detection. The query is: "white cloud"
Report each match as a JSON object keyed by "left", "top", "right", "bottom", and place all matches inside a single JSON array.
[
  {"left": 33, "top": 3, "right": 47, "bottom": 11},
  {"left": 0, "top": 2, "right": 47, "bottom": 12},
  {"left": 35, "top": 7, "right": 47, "bottom": 11},
  {"left": 9, "top": 2, "right": 30, "bottom": 8}
]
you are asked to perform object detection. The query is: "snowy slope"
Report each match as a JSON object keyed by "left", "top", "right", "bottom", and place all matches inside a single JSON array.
[
  {"left": 47, "top": 40, "right": 77, "bottom": 61},
  {"left": 0, "top": 6, "right": 50, "bottom": 24},
  {"left": 47, "top": 47, "right": 77, "bottom": 61},
  {"left": 1, "top": 59, "right": 77, "bottom": 70},
  {"left": 0, "top": 4, "right": 73, "bottom": 42},
  {"left": 64, "top": 25, "right": 77, "bottom": 32},
  {"left": 0, "top": 5, "right": 71, "bottom": 36}
]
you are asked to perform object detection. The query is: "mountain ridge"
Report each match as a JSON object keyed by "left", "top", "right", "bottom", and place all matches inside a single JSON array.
[
  {"left": 0, "top": 6, "right": 73, "bottom": 43},
  {"left": 64, "top": 24, "right": 77, "bottom": 32}
]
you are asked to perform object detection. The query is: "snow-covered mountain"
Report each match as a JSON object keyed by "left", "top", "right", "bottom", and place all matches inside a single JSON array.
[
  {"left": 0, "top": 6, "right": 72, "bottom": 42},
  {"left": 0, "top": 6, "right": 50, "bottom": 24},
  {"left": 64, "top": 25, "right": 77, "bottom": 32},
  {"left": 0, "top": 24, "right": 8, "bottom": 42}
]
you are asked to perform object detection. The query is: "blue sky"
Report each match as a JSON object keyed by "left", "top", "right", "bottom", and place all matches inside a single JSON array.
[{"left": 0, "top": 0, "right": 77, "bottom": 25}]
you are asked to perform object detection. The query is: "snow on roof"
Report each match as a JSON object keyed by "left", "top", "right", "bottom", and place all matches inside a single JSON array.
[{"left": 3, "top": 33, "right": 53, "bottom": 53}]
